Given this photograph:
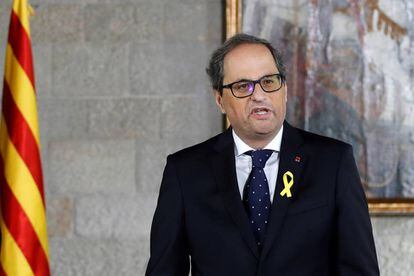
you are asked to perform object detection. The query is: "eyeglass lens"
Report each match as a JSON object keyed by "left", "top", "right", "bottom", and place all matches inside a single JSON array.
[{"left": 232, "top": 75, "right": 282, "bottom": 97}]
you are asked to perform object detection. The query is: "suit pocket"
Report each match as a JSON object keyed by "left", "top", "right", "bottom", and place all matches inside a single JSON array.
[{"left": 286, "top": 201, "right": 327, "bottom": 216}]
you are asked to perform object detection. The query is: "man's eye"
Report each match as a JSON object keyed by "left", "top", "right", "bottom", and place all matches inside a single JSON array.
[
  {"left": 262, "top": 79, "right": 274, "bottom": 84},
  {"left": 234, "top": 83, "right": 249, "bottom": 90}
]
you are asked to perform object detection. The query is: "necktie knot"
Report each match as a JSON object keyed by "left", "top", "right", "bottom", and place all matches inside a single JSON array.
[{"left": 245, "top": 149, "right": 273, "bottom": 169}]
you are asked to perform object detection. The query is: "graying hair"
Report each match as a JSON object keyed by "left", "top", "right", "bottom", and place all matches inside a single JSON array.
[{"left": 206, "top": 33, "right": 286, "bottom": 93}]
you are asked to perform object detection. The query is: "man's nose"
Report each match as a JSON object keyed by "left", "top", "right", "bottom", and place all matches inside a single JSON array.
[{"left": 250, "top": 83, "right": 266, "bottom": 101}]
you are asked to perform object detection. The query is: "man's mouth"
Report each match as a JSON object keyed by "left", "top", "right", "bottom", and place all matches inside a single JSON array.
[{"left": 251, "top": 107, "right": 271, "bottom": 115}]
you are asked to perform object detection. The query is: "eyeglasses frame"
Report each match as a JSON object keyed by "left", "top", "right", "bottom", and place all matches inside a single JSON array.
[{"left": 220, "top": 73, "right": 286, "bottom": 99}]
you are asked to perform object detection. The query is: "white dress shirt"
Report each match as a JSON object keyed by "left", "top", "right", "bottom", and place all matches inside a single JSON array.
[{"left": 233, "top": 125, "right": 283, "bottom": 204}]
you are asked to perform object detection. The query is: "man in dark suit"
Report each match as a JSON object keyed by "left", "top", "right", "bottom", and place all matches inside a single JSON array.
[{"left": 146, "top": 34, "right": 379, "bottom": 276}]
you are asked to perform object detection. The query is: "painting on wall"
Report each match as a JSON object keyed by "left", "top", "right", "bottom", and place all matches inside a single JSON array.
[{"left": 226, "top": 0, "right": 414, "bottom": 214}]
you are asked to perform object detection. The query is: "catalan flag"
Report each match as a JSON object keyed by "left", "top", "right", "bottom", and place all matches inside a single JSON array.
[{"left": 0, "top": 0, "right": 50, "bottom": 275}]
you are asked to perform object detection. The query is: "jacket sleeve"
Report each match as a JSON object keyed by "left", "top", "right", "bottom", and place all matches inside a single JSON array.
[
  {"left": 335, "top": 145, "right": 380, "bottom": 276},
  {"left": 145, "top": 155, "right": 190, "bottom": 276}
]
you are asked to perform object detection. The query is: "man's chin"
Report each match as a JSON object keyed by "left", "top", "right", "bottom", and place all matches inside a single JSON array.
[
  {"left": 251, "top": 127, "right": 278, "bottom": 138},
  {"left": 250, "top": 122, "right": 278, "bottom": 134}
]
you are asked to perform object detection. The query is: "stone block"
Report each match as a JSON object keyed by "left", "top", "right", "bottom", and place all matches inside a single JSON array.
[
  {"left": 371, "top": 217, "right": 414, "bottom": 275},
  {"left": 83, "top": 4, "right": 135, "bottom": 43},
  {"left": 31, "top": 4, "right": 84, "bottom": 43},
  {"left": 132, "top": 1, "right": 164, "bottom": 43},
  {"left": 129, "top": 41, "right": 209, "bottom": 96},
  {"left": 161, "top": 96, "right": 202, "bottom": 141},
  {"left": 38, "top": 98, "right": 89, "bottom": 140},
  {"left": 178, "top": 0, "right": 223, "bottom": 3},
  {"left": 137, "top": 94, "right": 221, "bottom": 194},
  {"left": 52, "top": 43, "right": 129, "bottom": 97},
  {"left": 129, "top": 42, "right": 165, "bottom": 95},
  {"left": 135, "top": 122, "right": 222, "bottom": 196},
  {"left": 160, "top": 94, "right": 220, "bottom": 142},
  {"left": 135, "top": 138, "right": 169, "bottom": 195},
  {"left": 376, "top": 234, "right": 414, "bottom": 276},
  {"left": 87, "top": 98, "right": 160, "bottom": 139},
  {"left": 30, "top": 0, "right": 163, "bottom": 4},
  {"left": 33, "top": 43, "right": 53, "bottom": 98},
  {"left": 163, "top": 1, "right": 207, "bottom": 43},
  {"left": 82, "top": 2, "right": 165, "bottom": 43},
  {"left": 371, "top": 216, "right": 414, "bottom": 236},
  {"left": 161, "top": 41, "right": 209, "bottom": 95},
  {"left": 49, "top": 237, "right": 150, "bottom": 276},
  {"left": 136, "top": 93, "right": 221, "bottom": 194},
  {"left": 205, "top": 0, "right": 224, "bottom": 48},
  {"left": 46, "top": 196, "right": 73, "bottom": 238},
  {"left": 75, "top": 195, "right": 156, "bottom": 238},
  {"left": 48, "top": 139, "right": 135, "bottom": 195},
  {"left": 30, "top": 0, "right": 97, "bottom": 4},
  {"left": 203, "top": 90, "right": 224, "bottom": 135}
]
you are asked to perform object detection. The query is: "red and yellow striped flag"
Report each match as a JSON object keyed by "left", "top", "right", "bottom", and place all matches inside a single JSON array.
[{"left": 0, "top": 0, "right": 50, "bottom": 275}]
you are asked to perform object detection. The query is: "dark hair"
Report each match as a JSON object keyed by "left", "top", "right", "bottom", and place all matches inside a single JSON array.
[{"left": 206, "top": 33, "right": 286, "bottom": 93}]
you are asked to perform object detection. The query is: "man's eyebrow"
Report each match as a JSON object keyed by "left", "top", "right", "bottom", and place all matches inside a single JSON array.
[
  {"left": 231, "top": 73, "right": 279, "bottom": 83},
  {"left": 233, "top": 78, "right": 252, "bottom": 82},
  {"left": 223, "top": 78, "right": 251, "bottom": 85}
]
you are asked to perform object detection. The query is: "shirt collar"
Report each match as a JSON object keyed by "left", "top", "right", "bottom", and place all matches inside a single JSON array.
[{"left": 232, "top": 125, "right": 284, "bottom": 157}]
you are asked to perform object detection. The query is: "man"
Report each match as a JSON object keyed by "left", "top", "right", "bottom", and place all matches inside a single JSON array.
[{"left": 146, "top": 34, "right": 379, "bottom": 276}]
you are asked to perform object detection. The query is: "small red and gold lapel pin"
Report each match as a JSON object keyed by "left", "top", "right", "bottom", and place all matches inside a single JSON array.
[{"left": 294, "top": 156, "right": 301, "bottom": 163}]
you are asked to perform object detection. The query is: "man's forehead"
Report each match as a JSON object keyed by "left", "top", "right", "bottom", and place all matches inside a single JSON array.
[
  {"left": 225, "top": 43, "right": 272, "bottom": 60},
  {"left": 223, "top": 43, "right": 278, "bottom": 80}
]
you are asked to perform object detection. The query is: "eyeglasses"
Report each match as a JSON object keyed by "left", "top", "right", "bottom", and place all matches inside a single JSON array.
[{"left": 221, "top": 73, "right": 285, "bottom": 99}]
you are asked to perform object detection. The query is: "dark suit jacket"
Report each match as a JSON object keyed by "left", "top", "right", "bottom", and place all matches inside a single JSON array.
[{"left": 146, "top": 121, "right": 379, "bottom": 276}]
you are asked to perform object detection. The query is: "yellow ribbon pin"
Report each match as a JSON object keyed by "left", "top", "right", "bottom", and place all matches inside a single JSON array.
[{"left": 280, "top": 171, "right": 294, "bottom": 198}]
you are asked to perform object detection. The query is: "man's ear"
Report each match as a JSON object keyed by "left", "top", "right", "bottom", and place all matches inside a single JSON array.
[{"left": 214, "top": 90, "right": 226, "bottom": 114}]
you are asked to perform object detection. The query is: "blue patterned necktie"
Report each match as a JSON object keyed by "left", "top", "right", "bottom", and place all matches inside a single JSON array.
[{"left": 243, "top": 149, "right": 273, "bottom": 249}]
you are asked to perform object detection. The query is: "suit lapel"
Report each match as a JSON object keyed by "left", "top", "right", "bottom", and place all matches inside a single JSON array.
[
  {"left": 260, "top": 121, "right": 306, "bottom": 261},
  {"left": 210, "top": 128, "right": 260, "bottom": 259}
]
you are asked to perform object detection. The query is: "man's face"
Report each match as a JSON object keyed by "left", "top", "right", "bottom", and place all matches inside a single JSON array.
[{"left": 215, "top": 43, "right": 287, "bottom": 144}]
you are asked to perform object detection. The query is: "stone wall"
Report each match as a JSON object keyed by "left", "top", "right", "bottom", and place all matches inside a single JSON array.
[
  {"left": 372, "top": 217, "right": 414, "bottom": 275},
  {"left": 0, "top": 0, "right": 413, "bottom": 275},
  {"left": 1, "top": 0, "right": 223, "bottom": 274}
]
